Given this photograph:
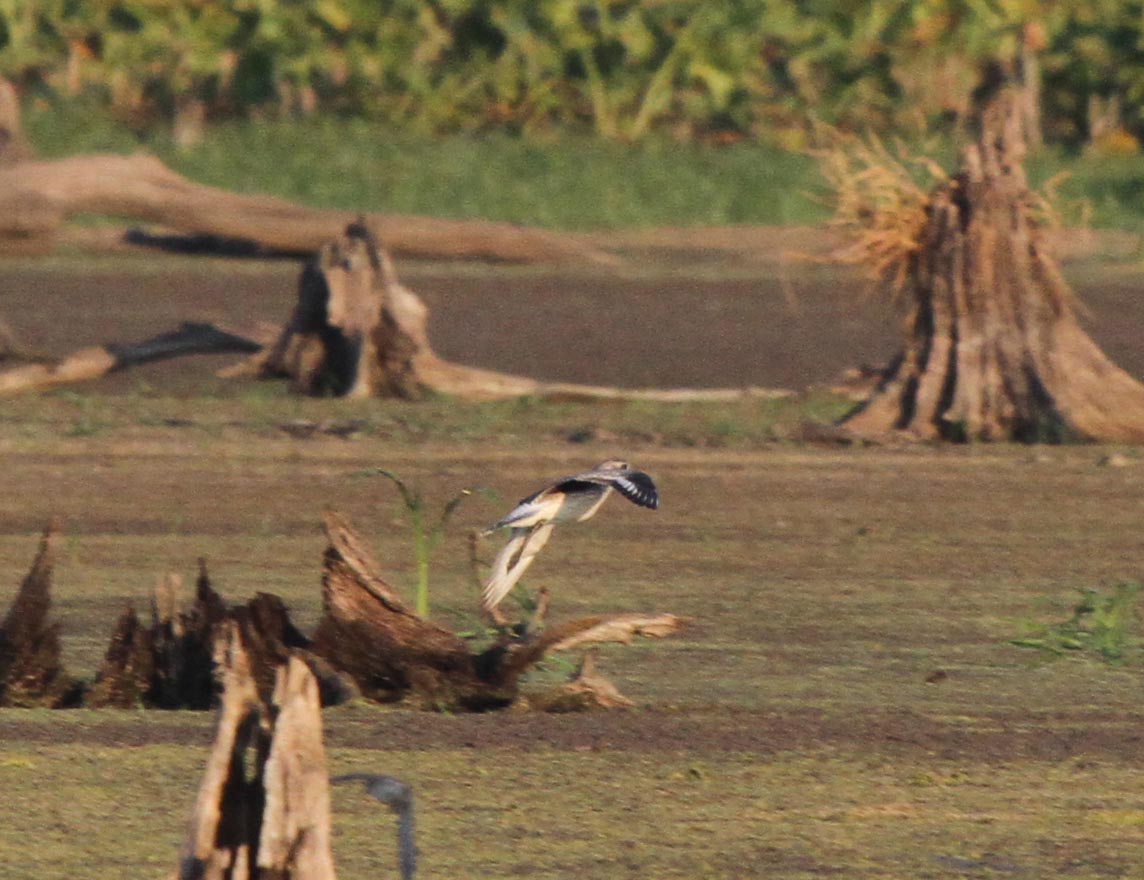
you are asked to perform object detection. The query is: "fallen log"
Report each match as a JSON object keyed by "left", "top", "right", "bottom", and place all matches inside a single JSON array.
[
  {"left": 0, "top": 321, "right": 268, "bottom": 396},
  {"left": 0, "top": 152, "right": 613, "bottom": 264}
]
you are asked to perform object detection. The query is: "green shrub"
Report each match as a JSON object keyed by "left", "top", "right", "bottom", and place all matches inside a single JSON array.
[{"left": 1011, "top": 583, "right": 1143, "bottom": 664}]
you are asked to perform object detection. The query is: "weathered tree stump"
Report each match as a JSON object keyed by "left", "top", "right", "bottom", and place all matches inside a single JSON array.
[
  {"left": 239, "top": 220, "right": 794, "bottom": 403},
  {"left": 12, "top": 511, "right": 678, "bottom": 712},
  {"left": 91, "top": 561, "right": 352, "bottom": 710},
  {"left": 86, "top": 605, "right": 156, "bottom": 709},
  {"left": 177, "top": 623, "right": 336, "bottom": 880},
  {"left": 843, "top": 92, "right": 1144, "bottom": 442},
  {"left": 310, "top": 509, "right": 683, "bottom": 711},
  {"left": 0, "top": 519, "right": 80, "bottom": 707}
]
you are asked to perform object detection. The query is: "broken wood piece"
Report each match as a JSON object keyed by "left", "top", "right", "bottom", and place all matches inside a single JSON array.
[
  {"left": 87, "top": 605, "right": 156, "bottom": 709},
  {"left": 257, "top": 656, "right": 337, "bottom": 880},
  {"left": 177, "top": 620, "right": 264, "bottom": 880},
  {"left": 0, "top": 321, "right": 267, "bottom": 395},
  {"left": 311, "top": 508, "right": 682, "bottom": 711},
  {"left": 178, "top": 624, "right": 337, "bottom": 880},
  {"left": 0, "top": 518, "right": 80, "bottom": 707},
  {"left": 531, "top": 651, "right": 636, "bottom": 712}
]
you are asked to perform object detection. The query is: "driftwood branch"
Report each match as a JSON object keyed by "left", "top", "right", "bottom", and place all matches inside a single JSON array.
[
  {"left": 310, "top": 509, "right": 682, "bottom": 711},
  {"left": 0, "top": 152, "right": 613, "bottom": 264},
  {"left": 0, "top": 321, "right": 269, "bottom": 395}
]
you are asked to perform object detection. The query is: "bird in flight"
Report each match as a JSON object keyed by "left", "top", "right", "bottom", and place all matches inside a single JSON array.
[{"left": 479, "top": 459, "right": 659, "bottom": 613}]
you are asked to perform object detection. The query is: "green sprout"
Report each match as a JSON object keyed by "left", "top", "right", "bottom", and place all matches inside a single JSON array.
[
  {"left": 1011, "top": 582, "right": 1142, "bottom": 664},
  {"left": 357, "top": 468, "right": 477, "bottom": 619}
]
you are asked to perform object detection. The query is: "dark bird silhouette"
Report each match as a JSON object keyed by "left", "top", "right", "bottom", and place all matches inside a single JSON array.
[
  {"left": 480, "top": 459, "right": 659, "bottom": 611},
  {"left": 331, "top": 773, "right": 417, "bottom": 879}
]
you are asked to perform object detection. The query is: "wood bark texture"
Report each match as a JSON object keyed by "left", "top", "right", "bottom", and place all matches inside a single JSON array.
[
  {"left": 177, "top": 623, "right": 337, "bottom": 880},
  {"left": 7, "top": 512, "right": 679, "bottom": 712},
  {"left": 845, "top": 92, "right": 1144, "bottom": 442},
  {"left": 0, "top": 518, "right": 79, "bottom": 707},
  {"left": 0, "top": 321, "right": 269, "bottom": 396},
  {"left": 309, "top": 509, "right": 684, "bottom": 711}
]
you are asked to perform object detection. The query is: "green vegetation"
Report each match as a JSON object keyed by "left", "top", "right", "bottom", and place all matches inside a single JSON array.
[
  {"left": 355, "top": 467, "right": 476, "bottom": 617},
  {"left": 17, "top": 97, "right": 1144, "bottom": 232},
  {"left": 0, "top": 110, "right": 1136, "bottom": 239},
  {"left": 1012, "top": 582, "right": 1143, "bottom": 663},
  {"left": 6, "top": 0, "right": 1144, "bottom": 150},
  {"left": 3, "top": 421, "right": 1144, "bottom": 878},
  {"left": 23, "top": 101, "right": 828, "bottom": 228},
  {"left": 0, "top": 386, "right": 855, "bottom": 453}
]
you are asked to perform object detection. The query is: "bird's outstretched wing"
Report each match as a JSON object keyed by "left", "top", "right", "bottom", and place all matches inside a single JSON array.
[
  {"left": 480, "top": 487, "right": 563, "bottom": 534},
  {"left": 569, "top": 468, "right": 659, "bottom": 510},
  {"left": 481, "top": 522, "right": 555, "bottom": 611}
]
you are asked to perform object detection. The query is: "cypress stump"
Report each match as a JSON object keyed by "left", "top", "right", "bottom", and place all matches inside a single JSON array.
[{"left": 843, "top": 93, "right": 1144, "bottom": 442}]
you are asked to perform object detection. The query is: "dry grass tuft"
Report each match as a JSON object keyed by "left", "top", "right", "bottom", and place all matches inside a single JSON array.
[{"left": 811, "top": 126, "right": 946, "bottom": 300}]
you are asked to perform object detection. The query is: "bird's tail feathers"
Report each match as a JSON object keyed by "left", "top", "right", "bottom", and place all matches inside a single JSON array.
[{"left": 480, "top": 524, "right": 554, "bottom": 612}]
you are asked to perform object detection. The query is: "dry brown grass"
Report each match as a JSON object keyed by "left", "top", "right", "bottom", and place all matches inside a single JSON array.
[{"left": 811, "top": 126, "right": 947, "bottom": 299}]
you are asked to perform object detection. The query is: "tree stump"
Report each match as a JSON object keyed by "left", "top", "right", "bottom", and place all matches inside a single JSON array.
[
  {"left": 177, "top": 623, "right": 336, "bottom": 880},
  {"left": 843, "top": 92, "right": 1144, "bottom": 442},
  {"left": 86, "top": 605, "right": 156, "bottom": 709},
  {"left": 0, "top": 519, "right": 80, "bottom": 707},
  {"left": 90, "top": 562, "right": 353, "bottom": 710},
  {"left": 20, "top": 512, "right": 679, "bottom": 712},
  {"left": 309, "top": 509, "right": 684, "bottom": 711},
  {"left": 238, "top": 220, "right": 795, "bottom": 403}
]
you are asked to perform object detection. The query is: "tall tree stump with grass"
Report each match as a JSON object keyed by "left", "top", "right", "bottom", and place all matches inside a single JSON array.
[{"left": 828, "top": 92, "right": 1144, "bottom": 442}]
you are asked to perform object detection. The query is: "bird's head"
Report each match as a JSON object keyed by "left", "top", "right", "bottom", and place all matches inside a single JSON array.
[{"left": 595, "top": 459, "right": 631, "bottom": 472}]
